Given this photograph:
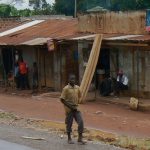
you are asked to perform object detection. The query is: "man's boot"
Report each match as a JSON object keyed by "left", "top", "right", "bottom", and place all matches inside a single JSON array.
[
  {"left": 78, "top": 133, "right": 86, "bottom": 145},
  {"left": 67, "top": 132, "right": 74, "bottom": 144}
]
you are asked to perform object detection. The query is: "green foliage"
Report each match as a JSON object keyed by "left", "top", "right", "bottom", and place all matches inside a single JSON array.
[
  {"left": 110, "top": 0, "right": 150, "bottom": 11},
  {"left": 0, "top": 1, "right": 54, "bottom": 17},
  {"left": 54, "top": 0, "right": 150, "bottom": 16},
  {"left": 0, "top": 4, "right": 11, "bottom": 17},
  {"left": 54, "top": 0, "right": 74, "bottom": 16},
  {"left": 1, "top": 0, "right": 150, "bottom": 17}
]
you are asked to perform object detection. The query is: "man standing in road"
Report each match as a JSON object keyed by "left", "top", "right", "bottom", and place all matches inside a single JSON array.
[{"left": 60, "top": 74, "right": 86, "bottom": 145}]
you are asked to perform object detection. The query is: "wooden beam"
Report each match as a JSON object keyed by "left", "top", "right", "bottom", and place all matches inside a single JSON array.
[
  {"left": 104, "top": 42, "right": 149, "bottom": 47},
  {"left": 80, "top": 34, "right": 103, "bottom": 103}
]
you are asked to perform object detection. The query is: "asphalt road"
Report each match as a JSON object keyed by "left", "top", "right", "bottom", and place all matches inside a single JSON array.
[
  {"left": 0, "top": 124, "right": 125, "bottom": 150},
  {"left": 0, "top": 140, "right": 36, "bottom": 150}
]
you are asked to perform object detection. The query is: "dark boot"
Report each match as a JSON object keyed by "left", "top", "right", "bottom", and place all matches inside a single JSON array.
[
  {"left": 67, "top": 133, "right": 74, "bottom": 144},
  {"left": 78, "top": 133, "right": 86, "bottom": 145}
]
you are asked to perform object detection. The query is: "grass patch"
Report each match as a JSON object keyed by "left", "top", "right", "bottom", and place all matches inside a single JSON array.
[{"left": 0, "top": 112, "right": 16, "bottom": 119}]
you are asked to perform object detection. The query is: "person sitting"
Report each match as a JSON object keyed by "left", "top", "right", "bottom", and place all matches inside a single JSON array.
[
  {"left": 99, "top": 74, "right": 112, "bottom": 96},
  {"left": 116, "top": 70, "right": 128, "bottom": 94}
]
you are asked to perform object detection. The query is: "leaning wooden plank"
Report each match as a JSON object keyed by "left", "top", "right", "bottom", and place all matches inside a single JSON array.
[
  {"left": 83, "top": 35, "right": 103, "bottom": 102},
  {"left": 79, "top": 35, "right": 100, "bottom": 102},
  {"left": 80, "top": 35, "right": 100, "bottom": 95},
  {"left": 81, "top": 35, "right": 102, "bottom": 102},
  {"left": 80, "top": 34, "right": 103, "bottom": 103},
  {"left": 81, "top": 35, "right": 100, "bottom": 102}
]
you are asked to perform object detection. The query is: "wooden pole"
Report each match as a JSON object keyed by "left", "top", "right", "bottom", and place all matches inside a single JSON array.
[
  {"left": 44, "top": 52, "right": 46, "bottom": 87},
  {"left": 38, "top": 48, "right": 41, "bottom": 91},
  {"left": 11, "top": 47, "right": 15, "bottom": 88},
  {"left": 137, "top": 48, "right": 140, "bottom": 99},
  {"left": 74, "top": 0, "right": 77, "bottom": 18}
]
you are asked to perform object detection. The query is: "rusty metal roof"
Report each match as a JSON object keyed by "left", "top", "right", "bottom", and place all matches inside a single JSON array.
[
  {"left": 63, "top": 33, "right": 150, "bottom": 43},
  {"left": 0, "top": 19, "right": 79, "bottom": 45},
  {"left": 0, "top": 18, "right": 150, "bottom": 46}
]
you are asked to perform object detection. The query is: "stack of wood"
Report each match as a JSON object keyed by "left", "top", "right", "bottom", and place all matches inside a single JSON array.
[{"left": 80, "top": 34, "right": 103, "bottom": 103}]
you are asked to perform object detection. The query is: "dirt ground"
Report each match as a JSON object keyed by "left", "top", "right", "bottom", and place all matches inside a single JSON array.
[{"left": 0, "top": 92, "right": 149, "bottom": 139}]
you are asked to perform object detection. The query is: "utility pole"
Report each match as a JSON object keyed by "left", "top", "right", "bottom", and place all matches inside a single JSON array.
[{"left": 74, "top": 0, "right": 77, "bottom": 18}]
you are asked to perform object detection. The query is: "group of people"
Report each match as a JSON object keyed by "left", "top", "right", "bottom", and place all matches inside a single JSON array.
[
  {"left": 99, "top": 69, "right": 129, "bottom": 96},
  {"left": 14, "top": 60, "right": 38, "bottom": 91}
]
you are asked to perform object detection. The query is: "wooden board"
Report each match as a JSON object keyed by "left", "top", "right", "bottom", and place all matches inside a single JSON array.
[
  {"left": 80, "top": 34, "right": 103, "bottom": 103},
  {"left": 78, "top": 11, "right": 146, "bottom": 34}
]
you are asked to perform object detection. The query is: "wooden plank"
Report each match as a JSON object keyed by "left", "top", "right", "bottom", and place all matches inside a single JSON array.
[
  {"left": 78, "top": 11, "right": 146, "bottom": 34},
  {"left": 82, "top": 35, "right": 103, "bottom": 102},
  {"left": 80, "top": 36, "right": 98, "bottom": 94},
  {"left": 80, "top": 35, "right": 100, "bottom": 100},
  {"left": 80, "top": 34, "right": 103, "bottom": 103}
]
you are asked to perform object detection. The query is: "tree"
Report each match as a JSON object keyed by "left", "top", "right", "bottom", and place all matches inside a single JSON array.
[
  {"left": 54, "top": 0, "right": 150, "bottom": 16},
  {"left": 18, "top": 9, "right": 32, "bottom": 17},
  {"left": 110, "top": 0, "right": 150, "bottom": 11},
  {"left": 0, "top": 4, "right": 11, "bottom": 17},
  {"left": 54, "top": 0, "right": 74, "bottom": 16}
]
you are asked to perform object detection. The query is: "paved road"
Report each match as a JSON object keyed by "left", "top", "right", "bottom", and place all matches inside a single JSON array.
[
  {"left": 0, "top": 124, "right": 125, "bottom": 150},
  {"left": 0, "top": 140, "right": 36, "bottom": 150}
]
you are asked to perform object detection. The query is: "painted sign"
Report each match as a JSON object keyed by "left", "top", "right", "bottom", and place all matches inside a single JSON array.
[{"left": 146, "top": 9, "right": 150, "bottom": 32}]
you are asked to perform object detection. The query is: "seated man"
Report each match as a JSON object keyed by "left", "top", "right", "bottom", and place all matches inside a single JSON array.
[
  {"left": 99, "top": 74, "right": 112, "bottom": 96},
  {"left": 116, "top": 70, "right": 128, "bottom": 94}
]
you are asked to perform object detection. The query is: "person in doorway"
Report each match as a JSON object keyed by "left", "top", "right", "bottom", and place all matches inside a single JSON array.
[
  {"left": 99, "top": 73, "right": 112, "bottom": 96},
  {"left": 14, "top": 62, "right": 20, "bottom": 89},
  {"left": 60, "top": 74, "right": 86, "bottom": 145},
  {"left": 32, "top": 62, "right": 38, "bottom": 93},
  {"left": 19, "top": 59, "right": 30, "bottom": 90},
  {"left": 116, "top": 70, "right": 128, "bottom": 94}
]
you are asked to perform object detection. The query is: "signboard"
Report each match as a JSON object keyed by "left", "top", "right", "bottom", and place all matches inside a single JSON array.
[{"left": 146, "top": 9, "right": 150, "bottom": 32}]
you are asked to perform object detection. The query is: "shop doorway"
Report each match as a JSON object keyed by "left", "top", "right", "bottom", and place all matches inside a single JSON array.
[{"left": 96, "top": 48, "right": 110, "bottom": 89}]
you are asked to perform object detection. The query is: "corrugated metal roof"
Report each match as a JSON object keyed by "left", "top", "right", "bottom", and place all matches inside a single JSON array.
[
  {"left": 0, "top": 19, "right": 78, "bottom": 45},
  {"left": 0, "top": 20, "right": 45, "bottom": 37},
  {"left": 21, "top": 37, "right": 51, "bottom": 45},
  {"left": 0, "top": 18, "right": 150, "bottom": 46},
  {"left": 66, "top": 34, "right": 150, "bottom": 43}
]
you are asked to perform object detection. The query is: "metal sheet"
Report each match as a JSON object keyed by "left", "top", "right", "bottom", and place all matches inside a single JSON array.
[
  {"left": 0, "top": 20, "right": 45, "bottom": 37},
  {"left": 22, "top": 37, "right": 51, "bottom": 45}
]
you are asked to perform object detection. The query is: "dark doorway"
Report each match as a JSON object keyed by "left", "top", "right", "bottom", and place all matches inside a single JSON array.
[
  {"left": 2, "top": 48, "right": 13, "bottom": 77},
  {"left": 96, "top": 48, "right": 110, "bottom": 89}
]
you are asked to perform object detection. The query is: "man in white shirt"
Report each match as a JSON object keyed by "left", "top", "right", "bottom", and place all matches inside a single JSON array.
[{"left": 116, "top": 70, "right": 128, "bottom": 94}]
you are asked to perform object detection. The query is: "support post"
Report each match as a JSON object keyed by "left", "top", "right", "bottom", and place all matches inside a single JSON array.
[
  {"left": 136, "top": 48, "right": 140, "bottom": 99},
  {"left": 74, "top": 0, "right": 77, "bottom": 18}
]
